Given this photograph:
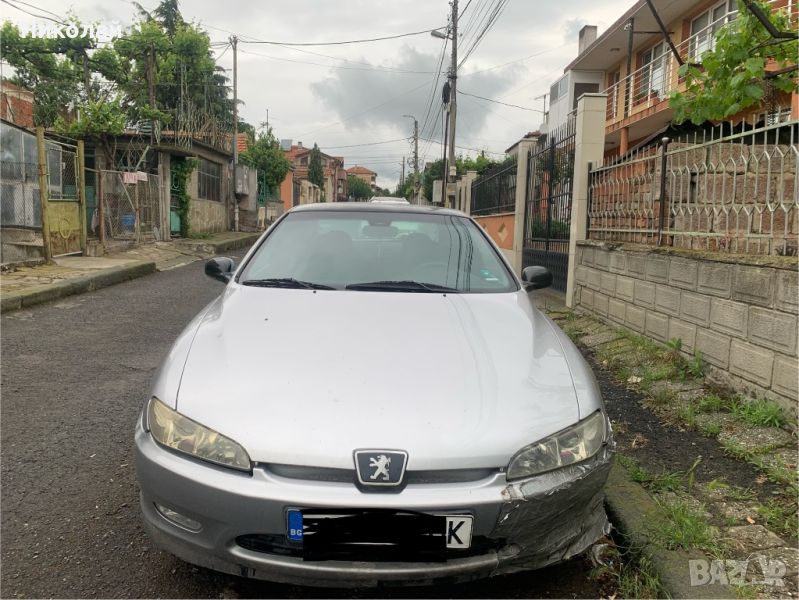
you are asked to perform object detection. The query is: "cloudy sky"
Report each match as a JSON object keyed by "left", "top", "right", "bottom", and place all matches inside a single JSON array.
[{"left": 1, "top": 0, "right": 632, "bottom": 188}]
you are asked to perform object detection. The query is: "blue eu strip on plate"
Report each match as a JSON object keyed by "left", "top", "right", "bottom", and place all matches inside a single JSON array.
[{"left": 287, "top": 510, "right": 303, "bottom": 541}]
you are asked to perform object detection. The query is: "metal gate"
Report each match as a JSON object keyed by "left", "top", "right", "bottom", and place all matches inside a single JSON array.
[{"left": 523, "top": 116, "right": 576, "bottom": 291}]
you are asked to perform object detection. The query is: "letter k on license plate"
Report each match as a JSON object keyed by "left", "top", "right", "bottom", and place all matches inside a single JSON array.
[{"left": 445, "top": 515, "right": 473, "bottom": 549}]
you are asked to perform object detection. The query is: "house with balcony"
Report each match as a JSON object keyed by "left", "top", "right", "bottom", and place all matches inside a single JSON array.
[
  {"left": 283, "top": 141, "right": 348, "bottom": 202},
  {"left": 346, "top": 165, "right": 378, "bottom": 190},
  {"left": 546, "top": 0, "right": 798, "bottom": 156}
]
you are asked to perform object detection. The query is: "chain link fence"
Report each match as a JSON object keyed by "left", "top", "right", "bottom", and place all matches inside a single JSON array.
[{"left": 91, "top": 169, "right": 163, "bottom": 242}]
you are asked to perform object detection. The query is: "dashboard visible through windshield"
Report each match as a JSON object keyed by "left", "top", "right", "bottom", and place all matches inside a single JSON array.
[{"left": 238, "top": 210, "right": 517, "bottom": 293}]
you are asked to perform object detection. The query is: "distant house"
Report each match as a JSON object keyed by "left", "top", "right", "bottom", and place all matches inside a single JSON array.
[
  {"left": 346, "top": 165, "right": 378, "bottom": 190},
  {"left": 0, "top": 80, "right": 34, "bottom": 129},
  {"left": 284, "top": 141, "right": 348, "bottom": 202}
]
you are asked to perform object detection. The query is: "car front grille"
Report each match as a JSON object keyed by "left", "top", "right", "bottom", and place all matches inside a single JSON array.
[{"left": 261, "top": 464, "right": 499, "bottom": 484}]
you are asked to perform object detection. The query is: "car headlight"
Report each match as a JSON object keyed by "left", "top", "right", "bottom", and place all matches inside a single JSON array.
[
  {"left": 147, "top": 397, "right": 251, "bottom": 472},
  {"left": 507, "top": 411, "right": 607, "bottom": 480}
]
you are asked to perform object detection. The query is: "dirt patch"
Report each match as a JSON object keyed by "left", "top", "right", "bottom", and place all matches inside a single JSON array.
[{"left": 589, "top": 354, "right": 785, "bottom": 500}]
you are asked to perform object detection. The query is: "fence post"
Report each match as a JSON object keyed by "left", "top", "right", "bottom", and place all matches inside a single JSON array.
[
  {"left": 566, "top": 93, "right": 607, "bottom": 308},
  {"left": 657, "top": 136, "right": 671, "bottom": 246},
  {"left": 77, "top": 140, "right": 87, "bottom": 255},
  {"left": 35, "top": 127, "right": 52, "bottom": 263},
  {"left": 511, "top": 140, "right": 536, "bottom": 275},
  {"left": 134, "top": 178, "right": 141, "bottom": 243},
  {"left": 97, "top": 167, "right": 106, "bottom": 247}
]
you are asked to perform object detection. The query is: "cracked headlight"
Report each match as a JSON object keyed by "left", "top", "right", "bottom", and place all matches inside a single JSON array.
[
  {"left": 147, "top": 397, "right": 251, "bottom": 472},
  {"left": 507, "top": 411, "right": 606, "bottom": 480}
]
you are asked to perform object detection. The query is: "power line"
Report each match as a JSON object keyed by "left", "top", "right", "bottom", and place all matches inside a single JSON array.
[
  {"left": 233, "top": 27, "right": 444, "bottom": 47},
  {"left": 459, "top": 90, "right": 543, "bottom": 112},
  {"left": 321, "top": 138, "right": 409, "bottom": 149},
  {"left": 238, "top": 48, "right": 436, "bottom": 74}
]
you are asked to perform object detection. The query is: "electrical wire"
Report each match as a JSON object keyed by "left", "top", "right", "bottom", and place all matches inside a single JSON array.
[{"left": 459, "top": 90, "right": 543, "bottom": 112}]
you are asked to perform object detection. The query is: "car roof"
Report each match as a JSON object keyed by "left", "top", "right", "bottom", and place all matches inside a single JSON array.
[{"left": 289, "top": 202, "right": 466, "bottom": 217}]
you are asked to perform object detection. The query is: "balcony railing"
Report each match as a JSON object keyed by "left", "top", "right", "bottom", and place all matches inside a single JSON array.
[{"left": 602, "top": 0, "right": 795, "bottom": 125}]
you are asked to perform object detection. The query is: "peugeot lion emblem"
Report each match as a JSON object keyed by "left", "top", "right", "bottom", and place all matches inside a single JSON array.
[{"left": 354, "top": 450, "right": 408, "bottom": 487}]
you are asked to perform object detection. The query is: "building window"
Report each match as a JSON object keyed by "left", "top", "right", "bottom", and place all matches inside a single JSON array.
[
  {"left": 300, "top": 157, "right": 307, "bottom": 166},
  {"left": 197, "top": 158, "right": 221, "bottom": 201},
  {"left": 637, "top": 42, "right": 669, "bottom": 100},
  {"left": 690, "top": 0, "right": 737, "bottom": 59}
]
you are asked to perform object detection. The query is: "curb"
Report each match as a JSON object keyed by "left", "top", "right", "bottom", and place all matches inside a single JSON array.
[
  {"left": 0, "top": 261, "right": 156, "bottom": 314},
  {"left": 605, "top": 463, "right": 734, "bottom": 599},
  {"left": 176, "top": 232, "right": 261, "bottom": 256}
]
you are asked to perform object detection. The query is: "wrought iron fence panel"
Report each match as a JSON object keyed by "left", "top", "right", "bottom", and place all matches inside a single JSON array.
[
  {"left": 523, "top": 116, "right": 576, "bottom": 291},
  {"left": 470, "top": 162, "right": 517, "bottom": 216},
  {"left": 588, "top": 118, "right": 798, "bottom": 256}
]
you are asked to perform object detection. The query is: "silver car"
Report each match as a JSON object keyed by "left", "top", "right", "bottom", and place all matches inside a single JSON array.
[{"left": 135, "top": 203, "right": 614, "bottom": 587}]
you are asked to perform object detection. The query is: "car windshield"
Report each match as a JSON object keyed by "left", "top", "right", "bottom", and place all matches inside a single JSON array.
[{"left": 239, "top": 210, "right": 517, "bottom": 293}]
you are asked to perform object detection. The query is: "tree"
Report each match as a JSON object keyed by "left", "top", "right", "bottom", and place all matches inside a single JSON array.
[
  {"left": 669, "top": 0, "right": 798, "bottom": 124},
  {"left": 308, "top": 143, "right": 325, "bottom": 196},
  {"left": 422, "top": 153, "right": 502, "bottom": 200},
  {"left": 347, "top": 175, "right": 372, "bottom": 200},
  {"left": 240, "top": 127, "right": 291, "bottom": 192}
]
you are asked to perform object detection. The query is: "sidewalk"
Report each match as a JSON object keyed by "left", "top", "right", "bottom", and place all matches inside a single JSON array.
[{"left": 0, "top": 232, "right": 261, "bottom": 313}]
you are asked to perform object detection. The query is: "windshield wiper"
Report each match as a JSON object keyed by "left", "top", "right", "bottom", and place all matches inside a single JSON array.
[
  {"left": 241, "top": 278, "right": 335, "bottom": 290},
  {"left": 345, "top": 280, "right": 458, "bottom": 293}
]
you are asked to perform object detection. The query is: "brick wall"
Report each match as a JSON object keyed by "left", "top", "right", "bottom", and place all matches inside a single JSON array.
[{"left": 574, "top": 240, "right": 799, "bottom": 413}]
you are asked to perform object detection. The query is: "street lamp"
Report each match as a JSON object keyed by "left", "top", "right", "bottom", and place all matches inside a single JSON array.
[{"left": 430, "top": 28, "right": 450, "bottom": 39}]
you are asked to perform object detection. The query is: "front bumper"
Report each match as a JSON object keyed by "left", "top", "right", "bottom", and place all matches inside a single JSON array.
[{"left": 134, "top": 423, "right": 613, "bottom": 587}]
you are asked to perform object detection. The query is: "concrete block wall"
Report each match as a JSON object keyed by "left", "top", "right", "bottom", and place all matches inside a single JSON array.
[{"left": 574, "top": 240, "right": 799, "bottom": 413}]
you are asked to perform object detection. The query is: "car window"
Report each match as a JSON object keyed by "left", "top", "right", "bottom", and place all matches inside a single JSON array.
[{"left": 239, "top": 210, "right": 516, "bottom": 293}]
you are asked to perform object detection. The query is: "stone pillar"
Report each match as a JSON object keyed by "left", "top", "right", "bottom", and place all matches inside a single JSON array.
[
  {"left": 461, "top": 170, "right": 478, "bottom": 215},
  {"left": 566, "top": 93, "right": 607, "bottom": 308},
  {"left": 511, "top": 140, "right": 537, "bottom": 275}
]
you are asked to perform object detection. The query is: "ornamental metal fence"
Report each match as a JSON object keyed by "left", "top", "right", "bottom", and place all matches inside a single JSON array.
[
  {"left": 588, "top": 116, "right": 798, "bottom": 256},
  {"left": 470, "top": 162, "right": 517, "bottom": 216}
]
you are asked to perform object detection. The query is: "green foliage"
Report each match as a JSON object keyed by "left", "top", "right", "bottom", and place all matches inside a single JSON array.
[
  {"left": 54, "top": 98, "right": 126, "bottom": 139},
  {"left": 1, "top": 0, "right": 233, "bottom": 143},
  {"left": 307, "top": 144, "right": 325, "bottom": 195},
  {"left": 171, "top": 158, "right": 196, "bottom": 238},
  {"left": 347, "top": 174, "right": 372, "bottom": 200},
  {"left": 652, "top": 500, "right": 724, "bottom": 554},
  {"left": 670, "top": 0, "right": 798, "bottom": 124},
  {"left": 240, "top": 127, "right": 291, "bottom": 192},
  {"left": 730, "top": 398, "right": 787, "bottom": 427},
  {"left": 422, "top": 153, "right": 505, "bottom": 201}
]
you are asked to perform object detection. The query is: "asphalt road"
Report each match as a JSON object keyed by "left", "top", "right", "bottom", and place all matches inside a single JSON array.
[{"left": 1, "top": 252, "right": 606, "bottom": 599}]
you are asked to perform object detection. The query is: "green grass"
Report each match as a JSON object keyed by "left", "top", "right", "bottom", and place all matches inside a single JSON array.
[
  {"left": 700, "top": 422, "right": 722, "bottom": 437},
  {"left": 697, "top": 393, "right": 727, "bottom": 413},
  {"left": 730, "top": 398, "right": 787, "bottom": 428},
  {"left": 651, "top": 501, "right": 726, "bottom": 556},
  {"left": 755, "top": 499, "right": 798, "bottom": 538},
  {"left": 590, "top": 544, "right": 666, "bottom": 600},
  {"left": 616, "top": 553, "right": 665, "bottom": 599}
]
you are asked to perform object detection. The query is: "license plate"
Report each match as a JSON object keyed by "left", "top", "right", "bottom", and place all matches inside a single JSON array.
[{"left": 286, "top": 510, "right": 473, "bottom": 549}]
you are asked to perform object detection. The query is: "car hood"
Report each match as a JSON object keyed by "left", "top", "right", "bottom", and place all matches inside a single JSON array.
[{"left": 174, "top": 286, "right": 580, "bottom": 470}]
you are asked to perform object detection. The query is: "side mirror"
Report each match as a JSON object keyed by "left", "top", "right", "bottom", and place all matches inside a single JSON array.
[
  {"left": 205, "top": 257, "right": 236, "bottom": 283},
  {"left": 521, "top": 265, "right": 552, "bottom": 291}
]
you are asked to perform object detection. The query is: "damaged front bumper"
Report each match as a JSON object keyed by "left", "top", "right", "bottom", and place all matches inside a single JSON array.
[{"left": 136, "top": 424, "right": 614, "bottom": 587}]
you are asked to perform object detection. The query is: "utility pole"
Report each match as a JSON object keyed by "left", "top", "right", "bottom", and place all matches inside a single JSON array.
[
  {"left": 447, "top": 0, "right": 458, "bottom": 208},
  {"left": 400, "top": 157, "right": 405, "bottom": 189},
  {"left": 230, "top": 35, "right": 239, "bottom": 231},
  {"left": 403, "top": 114, "right": 419, "bottom": 203}
]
